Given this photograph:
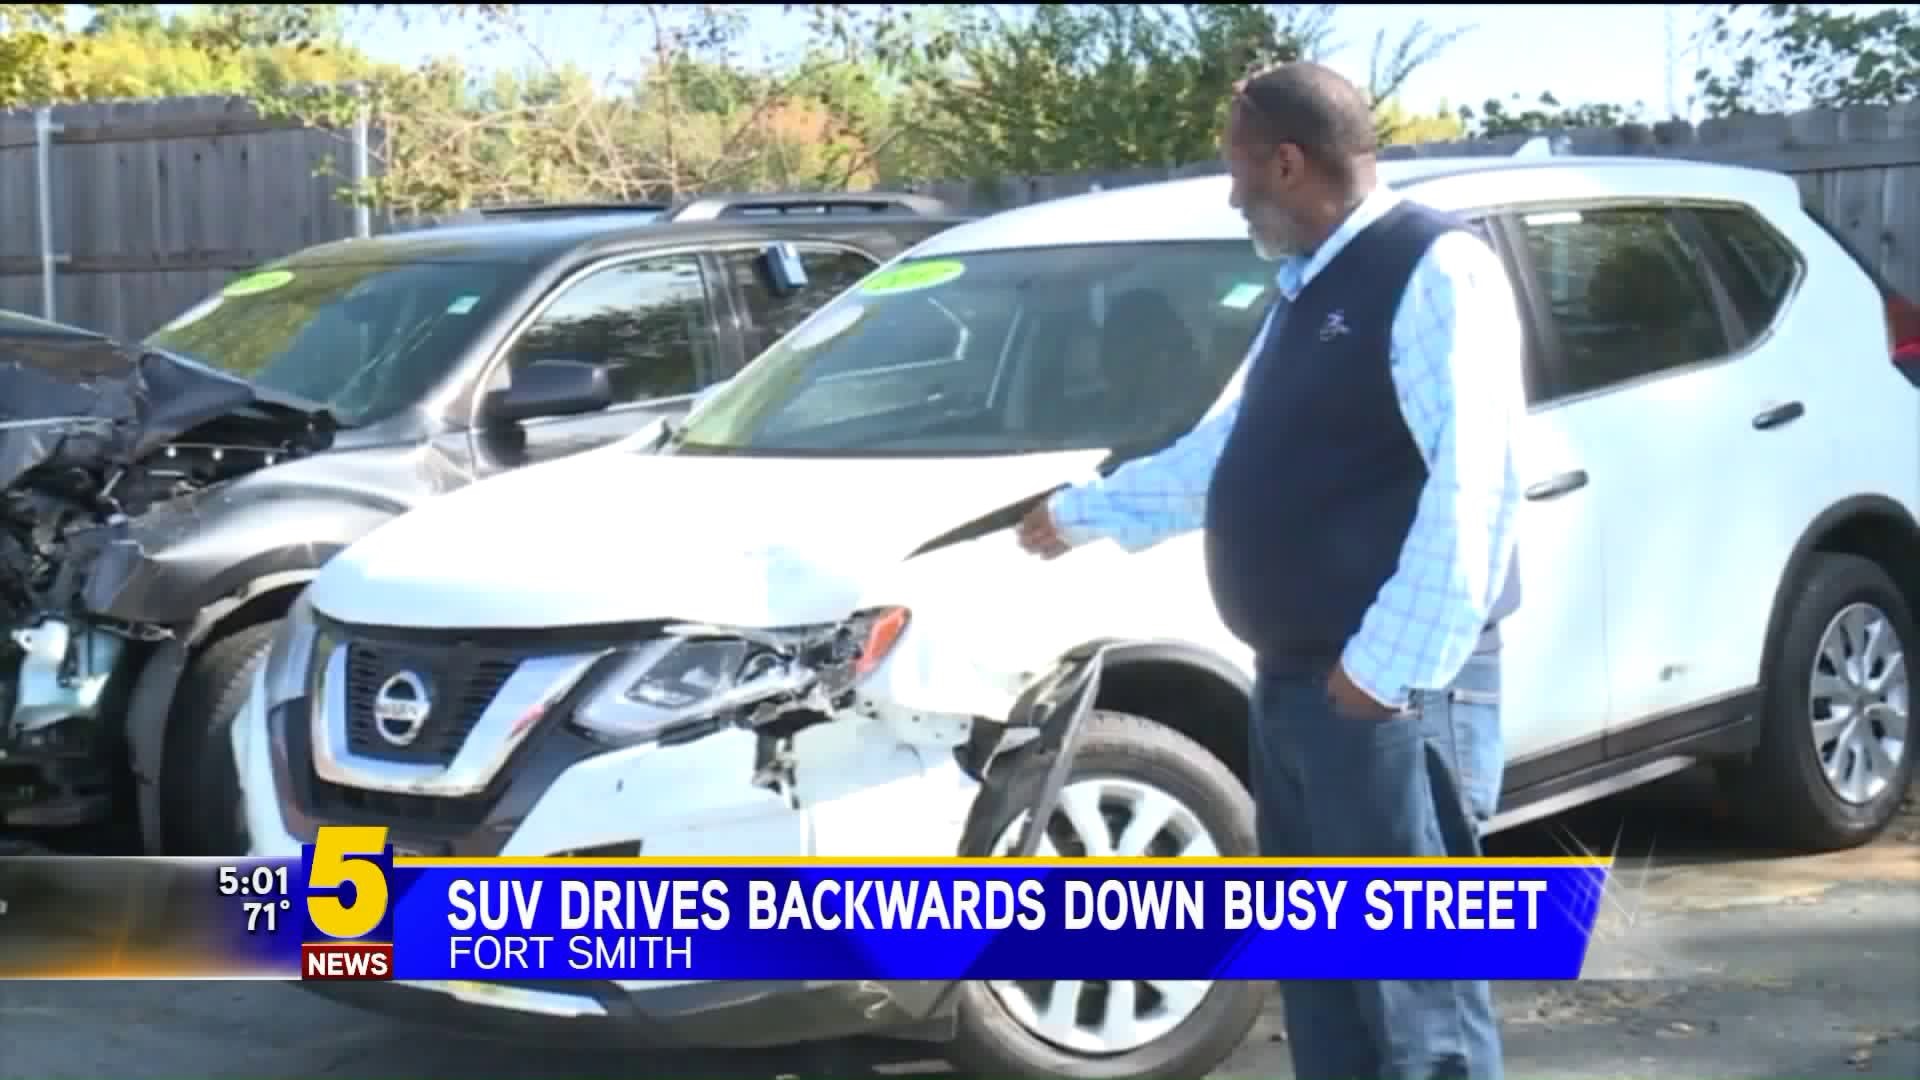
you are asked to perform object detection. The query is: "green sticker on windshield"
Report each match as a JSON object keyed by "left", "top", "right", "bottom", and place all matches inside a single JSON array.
[
  {"left": 861, "top": 259, "right": 965, "bottom": 296},
  {"left": 1220, "top": 282, "right": 1267, "bottom": 310},
  {"left": 222, "top": 269, "right": 294, "bottom": 298}
]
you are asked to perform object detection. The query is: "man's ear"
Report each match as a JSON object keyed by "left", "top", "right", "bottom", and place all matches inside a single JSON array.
[{"left": 1271, "top": 141, "right": 1311, "bottom": 187}]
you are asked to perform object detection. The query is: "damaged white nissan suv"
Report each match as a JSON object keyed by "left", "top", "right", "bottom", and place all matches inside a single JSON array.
[{"left": 233, "top": 154, "right": 1919, "bottom": 1079}]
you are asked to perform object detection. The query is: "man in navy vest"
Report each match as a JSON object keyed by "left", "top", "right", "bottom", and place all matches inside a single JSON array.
[{"left": 1018, "top": 61, "right": 1525, "bottom": 1080}]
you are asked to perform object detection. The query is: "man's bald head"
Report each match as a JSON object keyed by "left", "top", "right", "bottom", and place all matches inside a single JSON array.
[{"left": 1229, "top": 61, "right": 1378, "bottom": 189}]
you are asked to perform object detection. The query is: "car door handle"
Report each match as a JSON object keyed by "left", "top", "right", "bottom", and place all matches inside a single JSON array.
[
  {"left": 1524, "top": 470, "right": 1589, "bottom": 501},
  {"left": 1752, "top": 401, "right": 1805, "bottom": 431}
]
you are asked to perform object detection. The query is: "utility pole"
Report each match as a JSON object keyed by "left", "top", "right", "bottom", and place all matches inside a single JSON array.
[{"left": 1664, "top": 5, "right": 1680, "bottom": 120}]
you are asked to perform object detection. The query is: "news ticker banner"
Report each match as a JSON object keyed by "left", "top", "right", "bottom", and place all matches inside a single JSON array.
[{"left": 0, "top": 827, "right": 1609, "bottom": 982}]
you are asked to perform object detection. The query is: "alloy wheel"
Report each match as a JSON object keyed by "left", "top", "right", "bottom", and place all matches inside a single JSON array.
[{"left": 984, "top": 776, "right": 1218, "bottom": 1056}]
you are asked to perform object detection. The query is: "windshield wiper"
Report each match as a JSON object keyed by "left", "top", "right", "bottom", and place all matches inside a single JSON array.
[{"left": 655, "top": 417, "right": 686, "bottom": 451}]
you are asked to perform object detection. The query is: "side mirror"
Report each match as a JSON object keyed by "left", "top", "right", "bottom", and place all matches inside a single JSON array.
[
  {"left": 481, "top": 359, "right": 613, "bottom": 425},
  {"left": 758, "top": 242, "right": 809, "bottom": 298}
]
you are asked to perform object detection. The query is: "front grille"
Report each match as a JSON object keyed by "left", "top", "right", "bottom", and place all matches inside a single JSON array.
[{"left": 343, "top": 642, "right": 518, "bottom": 765}]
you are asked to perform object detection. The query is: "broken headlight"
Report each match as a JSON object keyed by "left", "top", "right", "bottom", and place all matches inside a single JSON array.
[
  {"left": 571, "top": 608, "right": 911, "bottom": 746},
  {"left": 573, "top": 636, "right": 796, "bottom": 745},
  {"left": 624, "top": 637, "right": 753, "bottom": 710}
]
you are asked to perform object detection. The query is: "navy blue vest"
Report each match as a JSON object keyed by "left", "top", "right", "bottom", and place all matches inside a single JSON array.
[{"left": 1202, "top": 200, "right": 1521, "bottom": 678}]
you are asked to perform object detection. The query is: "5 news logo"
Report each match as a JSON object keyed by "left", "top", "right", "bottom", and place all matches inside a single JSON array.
[{"left": 301, "top": 825, "right": 397, "bottom": 981}]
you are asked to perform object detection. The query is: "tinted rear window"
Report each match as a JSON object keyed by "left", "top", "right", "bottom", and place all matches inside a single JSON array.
[{"left": 1689, "top": 206, "right": 1802, "bottom": 345}]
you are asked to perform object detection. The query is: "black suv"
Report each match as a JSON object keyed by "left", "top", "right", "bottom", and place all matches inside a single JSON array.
[{"left": 0, "top": 193, "right": 965, "bottom": 854}]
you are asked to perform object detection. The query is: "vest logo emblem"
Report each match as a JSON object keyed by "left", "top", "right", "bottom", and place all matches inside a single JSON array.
[{"left": 1318, "top": 310, "right": 1351, "bottom": 342}]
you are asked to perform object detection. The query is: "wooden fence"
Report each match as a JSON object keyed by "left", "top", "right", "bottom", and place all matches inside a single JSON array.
[
  {"left": 0, "top": 95, "right": 366, "bottom": 339},
  {"left": 2, "top": 95, "right": 1915, "bottom": 340}
]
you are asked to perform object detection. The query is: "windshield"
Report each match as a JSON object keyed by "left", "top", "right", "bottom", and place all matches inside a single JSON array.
[
  {"left": 146, "top": 259, "right": 532, "bottom": 426},
  {"left": 675, "top": 242, "right": 1275, "bottom": 457}
]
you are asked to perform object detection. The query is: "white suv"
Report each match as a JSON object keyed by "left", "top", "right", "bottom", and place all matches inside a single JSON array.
[{"left": 233, "top": 155, "right": 1917, "bottom": 1079}]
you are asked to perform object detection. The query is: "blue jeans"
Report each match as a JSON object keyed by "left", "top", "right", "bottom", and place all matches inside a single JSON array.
[{"left": 1249, "top": 651, "right": 1505, "bottom": 1080}]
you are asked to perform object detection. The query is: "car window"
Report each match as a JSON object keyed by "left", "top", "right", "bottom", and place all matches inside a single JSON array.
[
  {"left": 1689, "top": 206, "right": 1801, "bottom": 346},
  {"left": 508, "top": 255, "right": 718, "bottom": 403},
  {"left": 724, "top": 246, "right": 879, "bottom": 360},
  {"left": 1518, "top": 206, "right": 1731, "bottom": 401},
  {"left": 674, "top": 241, "right": 1274, "bottom": 457},
  {"left": 147, "top": 260, "right": 530, "bottom": 427}
]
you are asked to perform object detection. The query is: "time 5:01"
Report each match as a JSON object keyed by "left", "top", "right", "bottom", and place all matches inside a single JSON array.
[{"left": 219, "top": 865, "right": 291, "bottom": 896}]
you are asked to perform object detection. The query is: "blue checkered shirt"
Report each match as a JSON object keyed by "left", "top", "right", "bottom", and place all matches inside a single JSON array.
[{"left": 1049, "top": 189, "right": 1526, "bottom": 708}]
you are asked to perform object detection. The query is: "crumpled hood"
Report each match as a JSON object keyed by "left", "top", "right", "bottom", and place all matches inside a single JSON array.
[
  {"left": 0, "top": 309, "right": 325, "bottom": 491},
  {"left": 310, "top": 446, "right": 1110, "bottom": 630}
]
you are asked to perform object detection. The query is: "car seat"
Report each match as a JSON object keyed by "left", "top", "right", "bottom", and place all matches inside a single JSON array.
[
  {"left": 1097, "top": 289, "right": 1200, "bottom": 445},
  {"left": 1580, "top": 241, "right": 1724, "bottom": 391},
  {"left": 1016, "top": 307, "right": 1099, "bottom": 441}
]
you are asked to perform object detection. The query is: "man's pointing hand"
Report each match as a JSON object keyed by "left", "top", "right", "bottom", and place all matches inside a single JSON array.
[{"left": 1016, "top": 501, "right": 1073, "bottom": 559}]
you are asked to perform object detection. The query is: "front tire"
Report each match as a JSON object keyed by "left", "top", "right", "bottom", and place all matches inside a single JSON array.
[
  {"left": 1723, "top": 553, "right": 1914, "bottom": 852},
  {"left": 158, "top": 621, "right": 279, "bottom": 857},
  {"left": 946, "top": 710, "right": 1265, "bottom": 1080}
]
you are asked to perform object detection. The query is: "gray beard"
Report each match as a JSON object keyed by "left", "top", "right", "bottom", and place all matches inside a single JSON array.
[{"left": 1251, "top": 230, "right": 1293, "bottom": 262}]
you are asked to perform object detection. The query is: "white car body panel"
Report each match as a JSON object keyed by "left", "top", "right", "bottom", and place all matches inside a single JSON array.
[{"left": 311, "top": 447, "right": 1109, "bottom": 631}]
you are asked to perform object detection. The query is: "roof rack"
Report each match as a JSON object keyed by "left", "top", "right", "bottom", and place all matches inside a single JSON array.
[
  {"left": 663, "top": 192, "right": 953, "bottom": 223},
  {"left": 442, "top": 202, "right": 670, "bottom": 225},
  {"left": 1511, "top": 135, "right": 1573, "bottom": 159}
]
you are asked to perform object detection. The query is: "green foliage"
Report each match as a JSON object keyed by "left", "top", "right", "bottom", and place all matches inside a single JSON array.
[
  {"left": 1694, "top": 3, "right": 1920, "bottom": 116},
  {"left": 55, "top": 7, "right": 374, "bottom": 100},
  {"left": 0, "top": 2, "right": 74, "bottom": 107},
  {"left": 1375, "top": 99, "right": 1465, "bottom": 146},
  {"left": 5, "top": 3, "right": 1630, "bottom": 213},
  {"left": 0, "top": 3, "right": 373, "bottom": 104},
  {"left": 241, "top": 4, "right": 917, "bottom": 215},
  {"left": 839, "top": 4, "right": 1467, "bottom": 182},
  {"left": 893, "top": 4, "right": 1336, "bottom": 180},
  {"left": 1362, "top": 20, "right": 1472, "bottom": 145},
  {"left": 1459, "top": 92, "right": 1646, "bottom": 137}
]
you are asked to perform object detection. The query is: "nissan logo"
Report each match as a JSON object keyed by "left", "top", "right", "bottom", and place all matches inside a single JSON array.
[{"left": 372, "top": 671, "right": 433, "bottom": 747}]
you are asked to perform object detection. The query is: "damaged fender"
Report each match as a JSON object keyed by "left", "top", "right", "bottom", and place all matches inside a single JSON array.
[
  {"left": 102, "top": 453, "right": 465, "bottom": 853},
  {"left": 853, "top": 527, "right": 1248, "bottom": 733},
  {"left": 82, "top": 485, "right": 396, "bottom": 626}
]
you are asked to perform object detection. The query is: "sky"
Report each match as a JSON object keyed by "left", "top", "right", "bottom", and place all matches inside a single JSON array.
[
  {"left": 323, "top": 3, "right": 1712, "bottom": 120},
  {"left": 99, "top": 4, "right": 1903, "bottom": 122}
]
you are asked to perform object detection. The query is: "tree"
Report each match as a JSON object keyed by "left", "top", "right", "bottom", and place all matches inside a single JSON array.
[
  {"left": 1374, "top": 99, "right": 1464, "bottom": 146},
  {"left": 54, "top": 7, "right": 374, "bottom": 101},
  {"left": 0, "top": 2, "right": 73, "bottom": 107},
  {"left": 1361, "top": 19, "right": 1471, "bottom": 145},
  {"left": 855, "top": 4, "right": 1466, "bottom": 183},
  {"left": 1458, "top": 92, "right": 1646, "bottom": 137},
  {"left": 243, "top": 4, "right": 916, "bottom": 215},
  {"left": 1694, "top": 3, "right": 1920, "bottom": 116},
  {"left": 889, "top": 4, "right": 1340, "bottom": 181}
]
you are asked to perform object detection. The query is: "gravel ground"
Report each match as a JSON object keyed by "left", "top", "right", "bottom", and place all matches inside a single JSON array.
[{"left": 3, "top": 771, "right": 1915, "bottom": 1080}]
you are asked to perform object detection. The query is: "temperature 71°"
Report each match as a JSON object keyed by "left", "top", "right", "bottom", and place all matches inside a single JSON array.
[{"left": 243, "top": 899, "right": 291, "bottom": 933}]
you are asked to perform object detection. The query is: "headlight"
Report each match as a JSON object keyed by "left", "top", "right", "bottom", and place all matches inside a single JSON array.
[
  {"left": 625, "top": 637, "right": 752, "bottom": 710},
  {"left": 572, "top": 607, "right": 911, "bottom": 746},
  {"left": 574, "top": 636, "right": 780, "bottom": 745},
  {"left": 261, "top": 590, "right": 318, "bottom": 710}
]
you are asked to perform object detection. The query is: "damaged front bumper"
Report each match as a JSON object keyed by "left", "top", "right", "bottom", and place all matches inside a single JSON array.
[
  {"left": 233, "top": 632, "right": 1109, "bottom": 1046},
  {"left": 1, "top": 619, "right": 127, "bottom": 827}
]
